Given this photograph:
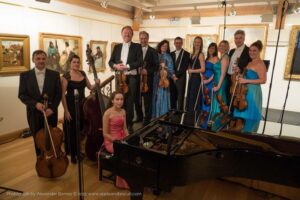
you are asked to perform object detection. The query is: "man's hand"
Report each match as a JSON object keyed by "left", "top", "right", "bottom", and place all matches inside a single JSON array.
[
  {"left": 35, "top": 102, "right": 45, "bottom": 112},
  {"left": 45, "top": 108, "right": 54, "bottom": 117},
  {"left": 141, "top": 68, "right": 147, "bottom": 75}
]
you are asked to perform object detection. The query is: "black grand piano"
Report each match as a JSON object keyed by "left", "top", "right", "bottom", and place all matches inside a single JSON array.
[{"left": 112, "top": 111, "right": 300, "bottom": 200}]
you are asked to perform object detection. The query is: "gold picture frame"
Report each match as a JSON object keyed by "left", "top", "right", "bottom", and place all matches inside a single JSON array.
[
  {"left": 218, "top": 24, "right": 268, "bottom": 58},
  {"left": 39, "top": 33, "right": 82, "bottom": 74},
  {"left": 111, "top": 42, "right": 120, "bottom": 54},
  {"left": 0, "top": 34, "right": 30, "bottom": 75},
  {"left": 185, "top": 34, "right": 218, "bottom": 55},
  {"left": 284, "top": 25, "right": 300, "bottom": 80},
  {"left": 89, "top": 40, "right": 107, "bottom": 72}
]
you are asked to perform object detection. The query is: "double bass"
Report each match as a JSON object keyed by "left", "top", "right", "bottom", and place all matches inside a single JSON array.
[
  {"left": 83, "top": 49, "right": 106, "bottom": 161},
  {"left": 35, "top": 94, "right": 69, "bottom": 178}
]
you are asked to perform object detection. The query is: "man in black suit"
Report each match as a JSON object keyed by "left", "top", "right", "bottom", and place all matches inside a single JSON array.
[
  {"left": 109, "top": 26, "right": 143, "bottom": 133},
  {"left": 135, "top": 31, "right": 159, "bottom": 126},
  {"left": 228, "top": 30, "right": 252, "bottom": 102},
  {"left": 228, "top": 30, "right": 251, "bottom": 75},
  {"left": 170, "top": 37, "right": 190, "bottom": 110},
  {"left": 18, "top": 50, "right": 62, "bottom": 156}
]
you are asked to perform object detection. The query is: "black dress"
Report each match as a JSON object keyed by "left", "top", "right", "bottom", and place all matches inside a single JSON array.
[{"left": 63, "top": 71, "right": 87, "bottom": 161}]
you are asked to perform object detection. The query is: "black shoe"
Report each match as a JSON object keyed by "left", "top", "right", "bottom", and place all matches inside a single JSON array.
[{"left": 133, "top": 118, "right": 143, "bottom": 123}]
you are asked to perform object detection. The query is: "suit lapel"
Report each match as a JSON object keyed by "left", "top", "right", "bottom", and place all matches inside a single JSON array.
[
  {"left": 144, "top": 48, "right": 150, "bottom": 62},
  {"left": 126, "top": 43, "right": 134, "bottom": 64},
  {"left": 30, "top": 69, "right": 41, "bottom": 97}
]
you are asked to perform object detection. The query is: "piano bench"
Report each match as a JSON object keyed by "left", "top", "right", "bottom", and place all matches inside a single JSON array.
[{"left": 98, "top": 147, "right": 116, "bottom": 182}]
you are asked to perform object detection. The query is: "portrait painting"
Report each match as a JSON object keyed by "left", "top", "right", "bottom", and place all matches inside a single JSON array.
[
  {"left": 89, "top": 40, "right": 107, "bottom": 72},
  {"left": 185, "top": 34, "right": 218, "bottom": 56},
  {"left": 218, "top": 24, "right": 268, "bottom": 58},
  {"left": 284, "top": 25, "right": 300, "bottom": 80},
  {"left": 39, "top": 33, "right": 82, "bottom": 74},
  {"left": 0, "top": 34, "right": 30, "bottom": 75}
]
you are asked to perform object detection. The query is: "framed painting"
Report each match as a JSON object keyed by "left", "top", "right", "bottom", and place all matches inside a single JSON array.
[
  {"left": 218, "top": 24, "right": 268, "bottom": 58},
  {"left": 185, "top": 34, "right": 218, "bottom": 56},
  {"left": 111, "top": 42, "right": 120, "bottom": 54},
  {"left": 284, "top": 25, "right": 300, "bottom": 80},
  {"left": 89, "top": 40, "right": 107, "bottom": 72},
  {"left": 0, "top": 34, "right": 30, "bottom": 75},
  {"left": 39, "top": 33, "right": 82, "bottom": 74}
]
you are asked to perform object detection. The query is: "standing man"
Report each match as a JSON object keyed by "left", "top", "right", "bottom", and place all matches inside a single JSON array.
[
  {"left": 109, "top": 26, "right": 143, "bottom": 133},
  {"left": 136, "top": 31, "right": 159, "bottom": 126},
  {"left": 227, "top": 30, "right": 252, "bottom": 103},
  {"left": 18, "top": 50, "right": 62, "bottom": 156},
  {"left": 170, "top": 37, "right": 190, "bottom": 110}
]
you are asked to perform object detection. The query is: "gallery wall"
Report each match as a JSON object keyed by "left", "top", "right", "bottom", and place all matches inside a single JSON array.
[
  {"left": 0, "top": 0, "right": 299, "bottom": 136},
  {"left": 0, "top": 0, "right": 132, "bottom": 135}
]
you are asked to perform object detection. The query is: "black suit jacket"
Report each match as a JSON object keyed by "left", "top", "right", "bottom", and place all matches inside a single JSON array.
[
  {"left": 229, "top": 45, "right": 251, "bottom": 72},
  {"left": 143, "top": 46, "right": 159, "bottom": 75},
  {"left": 18, "top": 68, "right": 62, "bottom": 130},
  {"left": 171, "top": 49, "right": 190, "bottom": 78},
  {"left": 109, "top": 42, "right": 143, "bottom": 71}
]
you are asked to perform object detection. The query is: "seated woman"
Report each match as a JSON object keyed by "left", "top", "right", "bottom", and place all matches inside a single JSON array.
[
  {"left": 233, "top": 40, "right": 267, "bottom": 133},
  {"left": 99, "top": 91, "right": 129, "bottom": 189}
]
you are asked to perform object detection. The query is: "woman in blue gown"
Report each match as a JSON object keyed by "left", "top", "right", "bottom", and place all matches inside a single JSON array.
[
  {"left": 198, "top": 43, "right": 219, "bottom": 129},
  {"left": 210, "top": 40, "right": 230, "bottom": 131},
  {"left": 186, "top": 36, "right": 206, "bottom": 114},
  {"left": 152, "top": 40, "right": 175, "bottom": 118},
  {"left": 233, "top": 40, "right": 267, "bottom": 133}
]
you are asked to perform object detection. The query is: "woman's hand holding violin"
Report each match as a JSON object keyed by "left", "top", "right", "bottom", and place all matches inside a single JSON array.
[
  {"left": 238, "top": 77, "right": 247, "bottom": 84},
  {"left": 213, "top": 85, "right": 220, "bottom": 92}
]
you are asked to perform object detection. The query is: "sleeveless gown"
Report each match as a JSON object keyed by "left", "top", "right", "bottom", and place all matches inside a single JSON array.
[
  {"left": 210, "top": 55, "right": 228, "bottom": 131},
  {"left": 99, "top": 115, "right": 129, "bottom": 189},
  {"left": 233, "top": 69, "right": 262, "bottom": 133},
  {"left": 63, "top": 71, "right": 86, "bottom": 160}
]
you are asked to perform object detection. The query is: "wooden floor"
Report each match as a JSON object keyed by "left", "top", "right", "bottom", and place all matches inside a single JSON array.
[{"left": 0, "top": 136, "right": 292, "bottom": 200}]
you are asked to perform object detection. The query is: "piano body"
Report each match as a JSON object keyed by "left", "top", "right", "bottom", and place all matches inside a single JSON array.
[{"left": 113, "top": 111, "right": 300, "bottom": 200}]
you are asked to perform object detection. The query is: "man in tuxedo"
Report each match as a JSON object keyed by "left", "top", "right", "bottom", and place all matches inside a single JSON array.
[
  {"left": 170, "top": 37, "right": 190, "bottom": 110},
  {"left": 135, "top": 31, "right": 159, "bottom": 126},
  {"left": 228, "top": 30, "right": 251, "bottom": 75},
  {"left": 18, "top": 50, "right": 62, "bottom": 156},
  {"left": 109, "top": 26, "right": 143, "bottom": 133}
]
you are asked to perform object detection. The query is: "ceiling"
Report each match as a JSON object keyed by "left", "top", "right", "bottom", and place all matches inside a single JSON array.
[{"left": 58, "top": 0, "right": 299, "bottom": 19}]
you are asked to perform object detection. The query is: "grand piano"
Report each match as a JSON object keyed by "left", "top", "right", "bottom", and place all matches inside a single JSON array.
[{"left": 112, "top": 111, "right": 300, "bottom": 200}]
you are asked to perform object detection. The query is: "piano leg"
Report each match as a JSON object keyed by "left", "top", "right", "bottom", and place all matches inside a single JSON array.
[{"left": 127, "top": 180, "right": 144, "bottom": 200}]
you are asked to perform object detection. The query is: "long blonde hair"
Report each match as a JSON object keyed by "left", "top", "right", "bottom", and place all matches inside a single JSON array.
[{"left": 192, "top": 36, "right": 203, "bottom": 56}]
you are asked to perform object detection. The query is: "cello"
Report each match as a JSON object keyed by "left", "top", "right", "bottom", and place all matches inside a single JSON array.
[
  {"left": 83, "top": 48, "right": 106, "bottom": 161},
  {"left": 35, "top": 94, "right": 69, "bottom": 178}
]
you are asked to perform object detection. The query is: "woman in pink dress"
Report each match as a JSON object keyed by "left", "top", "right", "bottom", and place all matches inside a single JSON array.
[{"left": 100, "top": 91, "right": 129, "bottom": 189}]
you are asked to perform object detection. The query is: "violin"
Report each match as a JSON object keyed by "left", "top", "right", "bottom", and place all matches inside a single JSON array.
[
  {"left": 229, "top": 58, "right": 247, "bottom": 111},
  {"left": 159, "top": 59, "right": 169, "bottom": 88},
  {"left": 141, "top": 61, "right": 148, "bottom": 93},
  {"left": 232, "top": 73, "right": 247, "bottom": 111},
  {"left": 216, "top": 94, "right": 229, "bottom": 114},
  {"left": 35, "top": 94, "right": 68, "bottom": 178},
  {"left": 229, "top": 118, "right": 244, "bottom": 131},
  {"left": 118, "top": 64, "right": 128, "bottom": 94},
  {"left": 197, "top": 111, "right": 208, "bottom": 127}
]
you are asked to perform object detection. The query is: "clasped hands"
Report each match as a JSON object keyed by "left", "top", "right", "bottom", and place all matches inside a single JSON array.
[
  {"left": 115, "top": 63, "right": 129, "bottom": 71},
  {"left": 35, "top": 102, "right": 53, "bottom": 117}
]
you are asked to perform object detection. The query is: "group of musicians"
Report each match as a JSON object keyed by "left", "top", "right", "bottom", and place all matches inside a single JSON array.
[
  {"left": 18, "top": 25, "right": 267, "bottom": 165},
  {"left": 109, "top": 26, "right": 267, "bottom": 134}
]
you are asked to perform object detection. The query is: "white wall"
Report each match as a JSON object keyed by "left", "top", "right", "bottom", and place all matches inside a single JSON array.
[
  {"left": 141, "top": 15, "right": 300, "bottom": 112},
  {"left": 0, "top": 0, "right": 299, "bottom": 136},
  {"left": 0, "top": 0, "right": 132, "bottom": 135}
]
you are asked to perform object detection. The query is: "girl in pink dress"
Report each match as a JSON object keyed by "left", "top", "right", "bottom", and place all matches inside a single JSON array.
[{"left": 101, "top": 91, "right": 129, "bottom": 189}]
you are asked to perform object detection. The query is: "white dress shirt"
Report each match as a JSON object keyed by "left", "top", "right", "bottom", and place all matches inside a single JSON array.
[
  {"left": 228, "top": 44, "right": 245, "bottom": 75},
  {"left": 121, "top": 42, "right": 130, "bottom": 66},
  {"left": 34, "top": 67, "right": 46, "bottom": 94},
  {"left": 142, "top": 46, "right": 148, "bottom": 60},
  {"left": 175, "top": 49, "right": 182, "bottom": 61}
]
